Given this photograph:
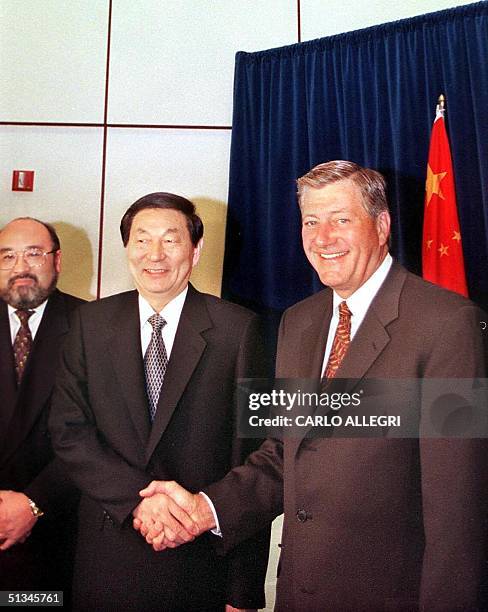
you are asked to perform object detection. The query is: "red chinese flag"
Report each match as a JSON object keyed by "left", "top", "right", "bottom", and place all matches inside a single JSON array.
[{"left": 422, "top": 106, "right": 468, "bottom": 296}]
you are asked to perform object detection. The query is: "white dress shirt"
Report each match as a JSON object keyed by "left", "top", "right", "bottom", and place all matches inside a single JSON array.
[
  {"left": 138, "top": 286, "right": 188, "bottom": 359},
  {"left": 8, "top": 300, "right": 48, "bottom": 344},
  {"left": 321, "top": 253, "right": 393, "bottom": 376}
]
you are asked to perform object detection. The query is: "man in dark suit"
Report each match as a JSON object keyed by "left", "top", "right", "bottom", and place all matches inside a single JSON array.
[
  {"left": 49, "top": 193, "right": 269, "bottom": 612},
  {"left": 137, "top": 162, "right": 488, "bottom": 611},
  {"left": 0, "top": 217, "right": 83, "bottom": 596}
]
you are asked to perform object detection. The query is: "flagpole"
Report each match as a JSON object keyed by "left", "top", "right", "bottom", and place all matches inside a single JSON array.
[{"left": 436, "top": 94, "right": 445, "bottom": 118}]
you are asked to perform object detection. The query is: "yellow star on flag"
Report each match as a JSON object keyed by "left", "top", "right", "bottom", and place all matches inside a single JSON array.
[
  {"left": 426, "top": 239, "right": 433, "bottom": 249},
  {"left": 438, "top": 243, "right": 449, "bottom": 257},
  {"left": 452, "top": 230, "right": 461, "bottom": 243},
  {"left": 425, "top": 164, "right": 447, "bottom": 206}
]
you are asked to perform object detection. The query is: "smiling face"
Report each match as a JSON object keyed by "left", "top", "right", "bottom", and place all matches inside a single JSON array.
[
  {"left": 0, "top": 219, "right": 61, "bottom": 309},
  {"left": 301, "top": 178, "right": 390, "bottom": 297},
  {"left": 126, "top": 207, "right": 202, "bottom": 311}
]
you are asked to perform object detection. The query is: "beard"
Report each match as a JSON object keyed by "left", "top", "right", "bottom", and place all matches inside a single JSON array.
[{"left": 0, "top": 272, "right": 58, "bottom": 309}]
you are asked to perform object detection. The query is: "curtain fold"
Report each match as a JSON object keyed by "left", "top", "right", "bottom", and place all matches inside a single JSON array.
[{"left": 222, "top": 2, "right": 488, "bottom": 317}]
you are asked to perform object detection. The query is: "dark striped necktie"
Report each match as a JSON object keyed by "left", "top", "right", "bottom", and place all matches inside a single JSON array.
[
  {"left": 144, "top": 314, "right": 168, "bottom": 421},
  {"left": 13, "top": 309, "right": 34, "bottom": 384}
]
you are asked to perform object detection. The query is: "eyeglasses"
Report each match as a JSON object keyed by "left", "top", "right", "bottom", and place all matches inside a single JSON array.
[{"left": 0, "top": 249, "right": 57, "bottom": 270}]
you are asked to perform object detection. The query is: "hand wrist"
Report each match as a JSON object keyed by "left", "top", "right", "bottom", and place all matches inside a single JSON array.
[{"left": 196, "top": 492, "right": 216, "bottom": 531}]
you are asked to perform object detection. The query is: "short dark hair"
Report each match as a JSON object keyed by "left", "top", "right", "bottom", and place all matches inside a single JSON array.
[
  {"left": 120, "top": 193, "right": 204, "bottom": 246},
  {"left": 297, "top": 160, "right": 389, "bottom": 218},
  {"left": 4, "top": 217, "right": 61, "bottom": 251}
]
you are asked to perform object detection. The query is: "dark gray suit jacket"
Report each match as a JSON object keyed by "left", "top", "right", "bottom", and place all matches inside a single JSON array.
[
  {"left": 206, "top": 262, "right": 488, "bottom": 612},
  {"left": 0, "top": 289, "right": 84, "bottom": 593},
  {"left": 49, "top": 284, "right": 270, "bottom": 611}
]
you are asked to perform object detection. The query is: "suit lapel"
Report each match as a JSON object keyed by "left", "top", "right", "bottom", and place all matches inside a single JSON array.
[
  {"left": 336, "top": 262, "right": 405, "bottom": 382},
  {"left": 107, "top": 291, "right": 152, "bottom": 448},
  {"left": 300, "top": 290, "right": 333, "bottom": 379},
  {"left": 145, "top": 285, "right": 211, "bottom": 462},
  {"left": 1, "top": 291, "right": 69, "bottom": 465},
  {"left": 0, "top": 302, "right": 17, "bottom": 448},
  {"left": 288, "top": 290, "right": 333, "bottom": 455}
]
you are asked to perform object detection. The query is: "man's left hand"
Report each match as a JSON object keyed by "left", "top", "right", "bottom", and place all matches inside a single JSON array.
[
  {"left": 0, "top": 490, "right": 37, "bottom": 551},
  {"left": 137, "top": 481, "right": 216, "bottom": 552}
]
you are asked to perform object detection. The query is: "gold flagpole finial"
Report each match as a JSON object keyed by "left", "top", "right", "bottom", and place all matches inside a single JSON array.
[{"left": 436, "top": 94, "right": 446, "bottom": 117}]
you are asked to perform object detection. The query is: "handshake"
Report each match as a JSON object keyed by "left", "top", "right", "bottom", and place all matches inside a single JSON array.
[
  {"left": 133, "top": 484, "right": 258, "bottom": 612},
  {"left": 132, "top": 481, "right": 217, "bottom": 551}
]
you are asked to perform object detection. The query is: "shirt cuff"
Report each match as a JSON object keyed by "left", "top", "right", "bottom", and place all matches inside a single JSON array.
[{"left": 198, "top": 492, "right": 222, "bottom": 537}]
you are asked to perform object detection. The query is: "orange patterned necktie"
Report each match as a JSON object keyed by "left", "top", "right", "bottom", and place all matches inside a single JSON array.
[
  {"left": 324, "top": 301, "right": 352, "bottom": 379},
  {"left": 13, "top": 309, "right": 34, "bottom": 384}
]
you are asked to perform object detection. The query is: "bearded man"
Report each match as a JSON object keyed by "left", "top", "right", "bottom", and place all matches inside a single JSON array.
[{"left": 0, "top": 217, "right": 84, "bottom": 601}]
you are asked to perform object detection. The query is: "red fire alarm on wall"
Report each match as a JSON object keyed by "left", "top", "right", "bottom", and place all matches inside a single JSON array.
[{"left": 12, "top": 170, "right": 35, "bottom": 192}]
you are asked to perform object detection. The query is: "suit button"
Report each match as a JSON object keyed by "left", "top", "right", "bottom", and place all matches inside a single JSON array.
[{"left": 296, "top": 509, "right": 310, "bottom": 523}]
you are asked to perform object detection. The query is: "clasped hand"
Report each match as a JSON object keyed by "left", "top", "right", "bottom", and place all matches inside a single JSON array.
[
  {"left": 132, "top": 481, "right": 216, "bottom": 552},
  {"left": 132, "top": 485, "right": 254, "bottom": 612},
  {"left": 0, "top": 490, "right": 37, "bottom": 550}
]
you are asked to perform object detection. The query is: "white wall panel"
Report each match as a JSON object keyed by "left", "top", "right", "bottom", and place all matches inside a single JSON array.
[
  {"left": 100, "top": 127, "right": 231, "bottom": 298},
  {"left": 108, "top": 0, "right": 297, "bottom": 125},
  {"left": 300, "top": 0, "right": 477, "bottom": 40},
  {"left": 0, "top": 126, "right": 102, "bottom": 299},
  {"left": 0, "top": 0, "right": 108, "bottom": 122}
]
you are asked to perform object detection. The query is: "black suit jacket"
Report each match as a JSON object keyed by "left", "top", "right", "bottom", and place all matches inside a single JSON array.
[
  {"left": 49, "top": 285, "right": 270, "bottom": 611},
  {"left": 0, "top": 289, "right": 84, "bottom": 592},
  {"left": 206, "top": 262, "right": 488, "bottom": 611}
]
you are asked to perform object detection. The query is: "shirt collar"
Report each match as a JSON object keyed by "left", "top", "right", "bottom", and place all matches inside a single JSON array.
[
  {"left": 138, "top": 286, "right": 189, "bottom": 326},
  {"left": 8, "top": 299, "right": 48, "bottom": 320},
  {"left": 332, "top": 253, "right": 393, "bottom": 317}
]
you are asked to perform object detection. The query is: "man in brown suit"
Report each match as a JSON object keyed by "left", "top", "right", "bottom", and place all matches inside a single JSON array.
[{"left": 136, "top": 162, "right": 488, "bottom": 611}]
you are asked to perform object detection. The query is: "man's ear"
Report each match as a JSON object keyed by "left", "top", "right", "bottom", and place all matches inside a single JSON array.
[
  {"left": 376, "top": 211, "right": 391, "bottom": 247},
  {"left": 192, "top": 239, "right": 203, "bottom": 267},
  {"left": 54, "top": 250, "right": 62, "bottom": 274}
]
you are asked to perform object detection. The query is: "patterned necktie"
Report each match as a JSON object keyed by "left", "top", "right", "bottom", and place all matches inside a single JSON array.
[
  {"left": 144, "top": 314, "right": 168, "bottom": 421},
  {"left": 324, "top": 301, "right": 352, "bottom": 379},
  {"left": 13, "top": 309, "right": 34, "bottom": 384}
]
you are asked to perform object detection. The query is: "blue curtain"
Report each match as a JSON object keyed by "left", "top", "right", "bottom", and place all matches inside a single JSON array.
[{"left": 222, "top": 2, "right": 488, "bottom": 324}]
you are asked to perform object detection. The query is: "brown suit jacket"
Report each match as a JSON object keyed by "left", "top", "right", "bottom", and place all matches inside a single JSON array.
[
  {"left": 49, "top": 285, "right": 270, "bottom": 611},
  {"left": 206, "top": 262, "right": 488, "bottom": 612},
  {"left": 0, "top": 290, "right": 84, "bottom": 594}
]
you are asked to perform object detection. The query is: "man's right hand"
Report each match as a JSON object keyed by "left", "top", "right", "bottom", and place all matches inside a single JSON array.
[
  {"left": 0, "top": 491, "right": 37, "bottom": 551},
  {"left": 132, "top": 491, "right": 199, "bottom": 549},
  {"left": 134, "top": 481, "right": 216, "bottom": 551}
]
